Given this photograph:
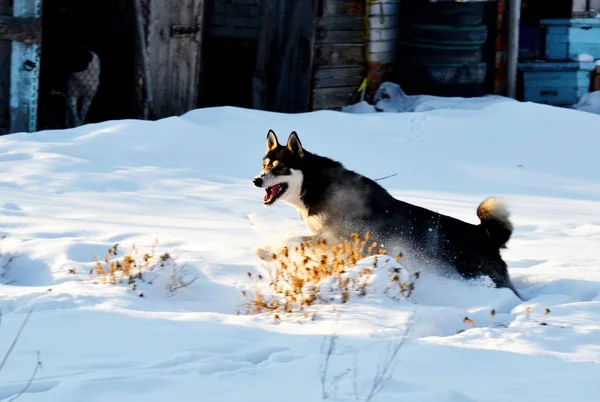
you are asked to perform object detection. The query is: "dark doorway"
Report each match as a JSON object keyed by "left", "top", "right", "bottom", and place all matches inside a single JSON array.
[
  {"left": 199, "top": 37, "right": 257, "bottom": 109},
  {"left": 38, "top": 0, "right": 137, "bottom": 130}
]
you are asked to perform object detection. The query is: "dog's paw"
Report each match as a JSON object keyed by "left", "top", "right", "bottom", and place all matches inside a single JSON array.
[{"left": 255, "top": 247, "right": 276, "bottom": 262}]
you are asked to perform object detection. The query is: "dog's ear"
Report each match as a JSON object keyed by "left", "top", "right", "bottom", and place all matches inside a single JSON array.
[
  {"left": 266, "top": 130, "right": 279, "bottom": 153},
  {"left": 286, "top": 131, "right": 304, "bottom": 158}
]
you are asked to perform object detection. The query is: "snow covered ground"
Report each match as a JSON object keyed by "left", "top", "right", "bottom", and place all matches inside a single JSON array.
[
  {"left": 572, "top": 91, "right": 600, "bottom": 115},
  {"left": 0, "top": 98, "right": 599, "bottom": 402}
]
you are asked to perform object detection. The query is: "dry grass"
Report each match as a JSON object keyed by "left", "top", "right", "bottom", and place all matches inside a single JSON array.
[
  {"left": 91, "top": 239, "right": 197, "bottom": 297},
  {"left": 240, "top": 232, "right": 419, "bottom": 317},
  {"left": 457, "top": 306, "right": 554, "bottom": 334},
  {"left": 0, "top": 236, "right": 20, "bottom": 285}
]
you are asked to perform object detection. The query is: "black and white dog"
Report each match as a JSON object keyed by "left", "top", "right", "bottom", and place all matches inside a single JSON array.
[{"left": 253, "top": 130, "right": 520, "bottom": 297}]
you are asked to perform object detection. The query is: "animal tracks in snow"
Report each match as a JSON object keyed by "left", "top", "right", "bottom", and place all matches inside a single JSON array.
[{"left": 403, "top": 114, "right": 427, "bottom": 144}]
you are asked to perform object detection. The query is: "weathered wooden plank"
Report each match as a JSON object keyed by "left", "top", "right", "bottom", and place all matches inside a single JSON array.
[
  {"left": 367, "top": 2, "right": 401, "bottom": 17},
  {"left": 312, "top": 86, "right": 356, "bottom": 109},
  {"left": 369, "top": 27, "right": 398, "bottom": 42},
  {"left": 314, "top": 43, "right": 365, "bottom": 67},
  {"left": 133, "top": 0, "right": 152, "bottom": 119},
  {"left": 0, "top": 15, "right": 41, "bottom": 44},
  {"left": 315, "top": 28, "right": 363, "bottom": 44},
  {"left": 10, "top": 0, "right": 41, "bottom": 133},
  {"left": 368, "top": 40, "right": 396, "bottom": 54},
  {"left": 321, "top": 0, "right": 364, "bottom": 17},
  {"left": 316, "top": 15, "right": 397, "bottom": 31},
  {"left": 316, "top": 16, "right": 363, "bottom": 31},
  {"left": 313, "top": 66, "right": 365, "bottom": 88},
  {"left": 368, "top": 15, "right": 399, "bottom": 29},
  {"left": 0, "top": 0, "right": 11, "bottom": 131},
  {"left": 321, "top": 0, "right": 400, "bottom": 16},
  {"left": 369, "top": 51, "right": 395, "bottom": 63},
  {"left": 306, "top": 0, "right": 320, "bottom": 110},
  {"left": 148, "top": 0, "right": 205, "bottom": 118}
]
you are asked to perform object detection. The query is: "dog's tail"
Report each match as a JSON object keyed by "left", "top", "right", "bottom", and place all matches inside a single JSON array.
[{"left": 477, "top": 197, "right": 513, "bottom": 249}]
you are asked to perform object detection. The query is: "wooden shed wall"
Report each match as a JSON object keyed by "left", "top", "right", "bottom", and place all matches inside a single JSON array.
[{"left": 311, "top": 0, "right": 366, "bottom": 110}]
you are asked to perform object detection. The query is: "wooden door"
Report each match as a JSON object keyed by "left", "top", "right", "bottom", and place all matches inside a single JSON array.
[
  {"left": 147, "top": 0, "right": 205, "bottom": 119},
  {"left": 0, "top": 0, "right": 42, "bottom": 134}
]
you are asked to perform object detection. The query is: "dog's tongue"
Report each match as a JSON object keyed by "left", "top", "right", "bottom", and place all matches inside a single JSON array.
[{"left": 264, "top": 185, "right": 279, "bottom": 202}]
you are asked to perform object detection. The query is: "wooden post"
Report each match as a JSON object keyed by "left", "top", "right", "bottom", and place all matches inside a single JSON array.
[
  {"left": 0, "top": 0, "right": 11, "bottom": 134},
  {"left": 9, "top": 0, "right": 42, "bottom": 133},
  {"left": 367, "top": 0, "right": 401, "bottom": 98},
  {"left": 133, "top": 0, "right": 153, "bottom": 120},
  {"left": 506, "top": 0, "right": 521, "bottom": 99},
  {"left": 305, "top": 0, "right": 320, "bottom": 110}
]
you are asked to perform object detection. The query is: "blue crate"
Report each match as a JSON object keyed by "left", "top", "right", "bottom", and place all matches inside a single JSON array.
[
  {"left": 540, "top": 18, "right": 600, "bottom": 61},
  {"left": 519, "top": 61, "right": 595, "bottom": 106}
]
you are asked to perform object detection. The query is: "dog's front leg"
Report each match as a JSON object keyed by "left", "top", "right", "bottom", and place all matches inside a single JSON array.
[
  {"left": 78, "top": 95, "right": 94, "bottom": 127},
  {"left": 65, "top": 90, "right": 78, "bottom": 129},
  {"left": 255, "top": 234, "right": 326, "bottom": 262}
]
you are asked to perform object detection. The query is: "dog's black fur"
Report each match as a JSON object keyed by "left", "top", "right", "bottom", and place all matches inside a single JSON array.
[{"left": 257, "top": 131, "right": 520, "bottom": 298}]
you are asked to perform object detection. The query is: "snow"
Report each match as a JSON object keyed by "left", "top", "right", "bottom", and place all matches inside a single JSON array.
[
  {"left": 572, "top": 90, "right": 600, "bottom": 115},
  {"left": 342, "top": 82, "right": 515, "bottom": 114},
  {"left": 1, "top": 99, "right": 600, "bottom": 402},
  {"left": 571, "top": 53, "right": 595, "bottom": 62}
]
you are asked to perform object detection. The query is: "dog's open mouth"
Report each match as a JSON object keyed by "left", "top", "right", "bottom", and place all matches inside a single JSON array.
[{"left": 263, "top": 183, "right": 288, "bottom": 205}]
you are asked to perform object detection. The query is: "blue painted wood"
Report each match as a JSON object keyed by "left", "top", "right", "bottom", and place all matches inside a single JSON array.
[
  {"left": 9, "top": 0, "right": 41, "bottom": 133},
  {"left": 545, "top": 42, "right": 570, "bottom": 60},
  {"left": 546, "top": 42, "right": 600, "bottom": 60},
  {"left": 524, "top": 86, "right": 589, "bottom": 106},
  {"left": 519, "top": 61, "right": 592, "bottom": 106},
  {"left": 522, "top": 75, "right": 589, "bottom": 88},
  {"left": 540, "top": 18, "right": 600, "bottom": 27},
  {"left": 518, "top": 61, "right": 596, "bottom": 71},
  {"left": 540, "top": 18, "right": 600, "bottom": 61},
  {"left": 546, "top": 30, "right": 600, "bottom": 44},
  {"left": 520, "top": 71, "right": 590, "bottom": 81}
]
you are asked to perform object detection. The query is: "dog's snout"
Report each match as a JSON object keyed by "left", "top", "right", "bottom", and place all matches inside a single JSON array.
[{"left": 253, "top": 177, "right": 263, "bottom": 187}]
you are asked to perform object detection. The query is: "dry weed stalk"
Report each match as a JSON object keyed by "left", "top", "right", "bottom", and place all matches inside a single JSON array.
[
  {"left": 0, "top": 309, "right": 43, "bottom": 402},
  {"left": 319, "top": 311, "right": 415, "bottom": 401},
  {"left": 92, "top": 242, "right": 146, "bottom": 287},
  {"left": 91, "top": 239, "right": 196, "bottom": 296},
  {"left": 0, "top": 236, "right": 20, "bottom": 284},
  {"left": 540, "top": 308, "right": 551, "bottom": 326},
  {"left": 241, "top": 232, "right": 415, "bottom": 317}
]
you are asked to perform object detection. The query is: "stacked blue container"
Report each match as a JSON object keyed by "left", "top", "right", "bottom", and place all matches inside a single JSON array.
[{"left": 518, "top": 18, "right": 600, "bottom": 106}]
